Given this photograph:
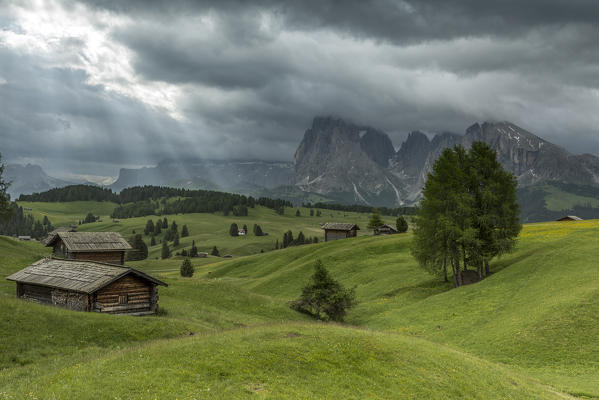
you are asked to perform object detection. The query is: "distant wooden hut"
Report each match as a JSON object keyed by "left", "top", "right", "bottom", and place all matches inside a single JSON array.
[
  {"left": 322, "top": 223, "right": 360, "bottom": 242},
  {"left": 18, "top": 236, "right": 33, "bottom": 241},
  {"left": 374, "top": 224, "right": 398, "bottom": 235},
  {"left": 6, "top": 257, "right": 167, "bottom": 315},
  {"left": 556, "top": 216, "right": 583, "bottom": 221},
  {"left": 45, "top": 232, "right": 132, "bottom": 265}
]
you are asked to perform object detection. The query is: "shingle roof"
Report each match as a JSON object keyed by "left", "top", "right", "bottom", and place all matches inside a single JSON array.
[
  {"left": 377, "top": 224, "right": 397, "bottom": 230},
  {"left": 6, "top": 257, "right": 166, "bottom": 293},
  {"left": 46, "top": 232, "right": 132, "bottom": 252},
  {"left": 557, "top": 215, "right": 583, "bottom": 221},
  {"left": 41, "top": 227, "right": 76, "bottom": 246},
  {"left": 321, "top": 222, "right": 360, "bottom": 231}
]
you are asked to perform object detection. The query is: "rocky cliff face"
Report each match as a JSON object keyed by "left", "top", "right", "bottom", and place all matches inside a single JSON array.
[
  {"left": 293, "top": 117, "right": 599, "bottom": 206},
  {"left": 4, "top": 164, "right": 75, "bottom": 199},
  {"left": 294, "top": 117, "right": 408, "bottom": 206}
]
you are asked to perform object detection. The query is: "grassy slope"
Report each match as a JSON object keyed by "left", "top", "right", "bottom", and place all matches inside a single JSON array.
[
  {"left": 17, "top": 201, "right": 119, "bottom": 226},
  {"left": 543, "top": 185, "right": 599, "bottom": 211},
  {"left": 1, "top": 206, "right": 597, "bottom": 398},
  {"left": 4, "top": 325, "right": 562, "bottom": 399},
  {"left": 204, "top": 221, "right": 599, "bottom": 397}
]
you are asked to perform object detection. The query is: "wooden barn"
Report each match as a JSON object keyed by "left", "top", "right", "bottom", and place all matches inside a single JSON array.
[
  {"left": 45, "top": 231, "right": 132, "bottom": 265},
  {"left": 374, "top": 224, "right": 398, "bottom": 235},
  {"left": 6, "top": 257, "right": 167, "bottom": 315},
  {"left": 322, "top": 223, "right": 360, "bottom": 242},
  {"left": 556, "top": 215, "right": 583, "bottom": 221}
]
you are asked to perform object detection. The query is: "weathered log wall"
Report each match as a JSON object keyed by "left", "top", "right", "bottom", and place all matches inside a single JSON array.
[
  {"left": 18, "top": 284, "right": 88, "bottom": 311},
  {"left": 73, "top": 251, "right": 125, "bottom": 265},
  {"left": 94, "top": 275, "right": 155, "bottom": 314}
]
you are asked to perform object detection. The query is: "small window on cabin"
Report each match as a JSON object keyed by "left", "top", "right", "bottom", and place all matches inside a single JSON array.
[{"left": 118, "top": 295, "right": 128, "bottom": 304}]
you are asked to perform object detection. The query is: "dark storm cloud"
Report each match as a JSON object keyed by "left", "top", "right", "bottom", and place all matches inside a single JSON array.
[
  {"left": 80, "top": 0, "right": 599, "bottom": 44},
  {"left": 2, "top": 0, "right": 599, "bottom": 179}
]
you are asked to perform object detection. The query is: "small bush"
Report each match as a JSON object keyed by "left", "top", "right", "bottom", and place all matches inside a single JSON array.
[{"left": 290, "top": 260, "right": 356, "bottom": 322}]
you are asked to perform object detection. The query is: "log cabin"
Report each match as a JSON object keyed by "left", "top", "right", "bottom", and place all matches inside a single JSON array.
[
  {"left": 322, "top": 222, "right": 360, "bottom": 242},
  {"left": 6, "top": 257, "right": 167, "bottom": 315},
  {"left": 374, "top": 224, "right": 398, "bottom": 235},
  {"left": 45, "top": 231, "right": 132, "bottom": 265}
]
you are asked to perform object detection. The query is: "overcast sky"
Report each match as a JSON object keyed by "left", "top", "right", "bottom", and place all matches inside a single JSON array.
[{"left": 1, "top": 0, "right": 599, "bottom": 182}]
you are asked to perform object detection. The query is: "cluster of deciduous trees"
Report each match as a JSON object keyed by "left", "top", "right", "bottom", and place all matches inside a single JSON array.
[{"left": 411, "top": 143, "right": 521, "bottom": 287}]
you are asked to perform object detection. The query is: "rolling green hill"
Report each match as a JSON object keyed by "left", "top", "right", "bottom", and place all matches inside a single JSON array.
[
  {"left": 0, "top": 209, "right": 597, "bottom": 398},
  {"left": 17, "top": 202, "right": 399, "bottom": 258}
]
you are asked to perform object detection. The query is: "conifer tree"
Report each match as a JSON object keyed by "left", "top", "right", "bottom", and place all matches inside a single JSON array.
[
  {"left": 144, "top": 219, "right": 155, "bottom": 236},
  {"left": 189, "top": 240, "right": 198, "bottom": 257},
  {"left": 297, "top": 231, "right": 305, "bottom": 245},
  {"left": 181, "top": 224, "right": 189, "bottom": 237},
  {"left": 150, "top": 235, "right": 156, "bottom": 246},
  {"left": 412, "top": 143, "right": 521, "bottom": 287},
  {"left": 173, "top": 232, "right": 180, "bottom": 247},
  {"left": 211, "top": 246, "right": 220, "bottom": 256},
  {"left": 0, "top": 154, "right": 12, "bottom": 223},
  {"left": 127, "top": 234, "right": 148, "bottom": 261},
  {"left": 180, "top": 258, "right": 194, "bottom": 277},
  {"left": 229, "top": 223, "right": 239, "bottom": 236},
  {"left": 367, "top": 209, "right": 384, "bottom": 230},
  {"left": 162, "top": 217, "right": 168, "bottom": 229},
  {"left": 290, "top": 260, "right": 356, "bottom": 322},
  {"left": 161, "top": 241, "right": 170, "bottom": 259},
  {"left": 396, "top": 216, "right": 408, "bottom": 233}
]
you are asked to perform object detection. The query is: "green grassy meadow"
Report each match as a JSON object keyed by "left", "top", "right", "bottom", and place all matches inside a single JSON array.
[
  {"left": 0, "top": 203, "right": 597, "bottom": 398},
  {"left": 17, "top": 201, "right": 397, "bottom": 259}
]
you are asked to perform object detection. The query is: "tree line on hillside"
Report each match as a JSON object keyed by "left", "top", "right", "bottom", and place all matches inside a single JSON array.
[
  {"left": 0, "top": 204, "right": 54, "bottom": 239},
  {"left": 412, "top": 142, "right": 521, "bottom": 287},
  {"left": 0, "top": 155, "right": 54, "bottom": 239},
  {"left": 111, "top": 188, "right": 291, "bottom": 219},
  {"left": 18, "top": 185, "right": 119, "bottom": 202},
  {"left": 304, "top": 202, "right": 418, "bottom": 217}
]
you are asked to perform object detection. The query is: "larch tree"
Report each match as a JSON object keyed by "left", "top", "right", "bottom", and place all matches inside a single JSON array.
[
  {"left": 396, "top": 216, "right": 408, "bottom": 233},
  {"left": 411, "top": 143, "right": 520, "bottom": 287},
  {"left": 367, "top": 209, "right": 384, "bottom": 230}
]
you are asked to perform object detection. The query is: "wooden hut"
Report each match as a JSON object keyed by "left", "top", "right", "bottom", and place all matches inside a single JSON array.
[
  {"left": 45, "top": 231, "right": 132, "bottom": 265},
  {"left": 556, "top": 215, "right": 583, "bottom": 221},
  {"left": 6, "top": 257, "right": 167, "bottom": 315},
  {"left": 322, "top": 223, "right": 360, "bottom": 242},
  {"left": 374, "top": 224, "right": 398, "bottom": 235}
]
